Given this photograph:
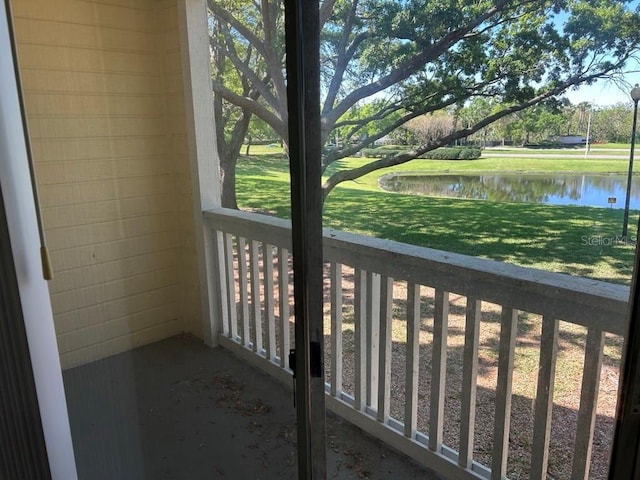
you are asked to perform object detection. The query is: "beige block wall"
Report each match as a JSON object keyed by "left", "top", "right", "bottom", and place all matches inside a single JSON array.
[{"left": 12, "top": 0, "right": 204, "bottom": 368}]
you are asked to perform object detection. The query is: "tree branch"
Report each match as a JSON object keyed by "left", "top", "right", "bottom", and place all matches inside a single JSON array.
[
  {"left": 261, "top": 0, "right": 288, "bottom": 121},
  {"left": 211, "top": 79, "right": 288, "bottom": 140},
  {"left": 322, "top": 68, "right": 617, "bottom": 199},
  {"left": 322, "top": 0, "right": 516, "bottom": 129},
  {"left": 212, "top": 28, "right": 281, "bottom": 112},
  {"left": 324, "top": 95, "right": 461, "bottom": 169},
  {"left": 320, "top": 0, "right": 338, "bottom": 28},
  {"left": 322, "top": 0, "right": 360, "bottom": 116},
  {"left": 208, "top": 1, "right": 269, "bottom": 60}
]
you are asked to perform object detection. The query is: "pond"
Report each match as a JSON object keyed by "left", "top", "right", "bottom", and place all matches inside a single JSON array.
[{"left": 378, "top": 173, "right": 640, "bottom": 209}]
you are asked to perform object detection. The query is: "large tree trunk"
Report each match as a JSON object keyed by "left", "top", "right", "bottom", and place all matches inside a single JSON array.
[
  {"left": 220, "top": 154, "right": 238, "bottom": 209},
  {"left": 212, "top": 29, "right": 256, "bottom": 210},
  {"left": 216, "top": 109, "right": 252, "bottom": 210},
  {"left": 212, "top": 28, "right": 263, "bottom": 209}
]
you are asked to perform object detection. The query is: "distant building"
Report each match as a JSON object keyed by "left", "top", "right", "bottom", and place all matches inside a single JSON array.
[
  {"left": 555, "top": 135, "right": 587, "bottom": 146},
  {"left": 374, "top": 135, "right": 393, "bottom": 145}
]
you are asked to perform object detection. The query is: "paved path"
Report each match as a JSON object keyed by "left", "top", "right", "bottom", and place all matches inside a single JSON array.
[{"left": 485, "top": 152, "right": 633, "bottom": 160}]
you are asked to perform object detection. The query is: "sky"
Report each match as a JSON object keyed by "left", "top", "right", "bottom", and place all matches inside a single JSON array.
[
  {"left": 550, "top": 1, "right": 640, "bottom": 107},
  {"left": 563, "top": 75, "right": 640, "bottom": 107}
]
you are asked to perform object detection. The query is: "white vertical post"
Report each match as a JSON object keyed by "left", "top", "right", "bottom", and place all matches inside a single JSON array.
[
  {"left": 178, "top": 0, "right": 222, "bottom": 346},
  {"left": 238, "top": 237, "right": 250, "bottom": 347},
  {"left": 215, "top": 230, "right": 229, "bottom": 337},
  {"left": 263, "top": 244, "right": 276, "bottom": 361},
  {"left": 459, "top": 298, "right": 481, "bottom": 469},
  {"left": 330, "top": 262, "right": 343, "bottom": 397},
  {"left": 377, "top": 276, "right": 393, "bottom": 424},
  {"left": 571, "top": 328, "right": 605, "bottom": 480},
  {"left": 584, "top": 108, "right": 591, "bottom": 159},
  {"left": 404, "top": 283, "right": 421, "bottom": 438},
  {"left": 492, "top": 307, "right": 518, "bottom": 480},
  {"left": 430, "top": 289, "right": 449, "bottom": 452},
  {"left": 366, "top": 272, "right": 380, "bottom": 410},
  {"left": 354, "top": 268, "right": 367, "bottom": 412},
  {"left": 249, "top": 240, "right": 262, "bottom": 354},
  {"left": 278, "top": 247, "right": 290, "bottom": 368},
  {"left": 224, "top": 234, "right": 237, "bottom": 340},
  {"left": 531, "top": 316, "right": 559, "bottom": 479}
]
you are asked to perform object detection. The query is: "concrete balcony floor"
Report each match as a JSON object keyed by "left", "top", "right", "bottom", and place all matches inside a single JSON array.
[{"left": 63, "top": 334, "right": 443, "bottom": 480}]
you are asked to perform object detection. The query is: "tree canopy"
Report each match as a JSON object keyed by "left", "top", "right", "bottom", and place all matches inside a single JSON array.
[{"left": 209, "top": 0, "right": 640, "bottom": 206}]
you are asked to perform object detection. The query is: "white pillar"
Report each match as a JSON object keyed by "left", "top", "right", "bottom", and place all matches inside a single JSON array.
[{"left": 178, "top": 0, "right": 224, "bottom": 346}]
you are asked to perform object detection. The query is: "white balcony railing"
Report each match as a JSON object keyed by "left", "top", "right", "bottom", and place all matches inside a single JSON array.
[{"left": 204, "top": 207, "right": 629, "bottom": 480}]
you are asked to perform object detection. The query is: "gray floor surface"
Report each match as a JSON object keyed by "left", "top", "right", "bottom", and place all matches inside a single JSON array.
[{"left": 63, "top": 334, "right": 444, "bottom": 480}]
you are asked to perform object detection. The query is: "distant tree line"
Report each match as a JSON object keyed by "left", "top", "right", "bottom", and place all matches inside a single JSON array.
[
  {"left": 393, "top": 98, "right": 637, "bottom": 147},
  {"left": 249, "top": 98, "right": 638, "bottom": 150}
]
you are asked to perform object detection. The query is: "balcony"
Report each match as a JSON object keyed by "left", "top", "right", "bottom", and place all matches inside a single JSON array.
[
  {"left": 203, "top": 207, "right": 628, "bottom": 480},
  {"left": 4, "top": 2, "right": 633, "bottom": 478},
  {"left": 63, "top": 334, "right": 442, "bottom": 480}
]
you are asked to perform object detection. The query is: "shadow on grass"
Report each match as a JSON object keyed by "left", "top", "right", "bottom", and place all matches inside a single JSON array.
[
  {"left": 324, "top": 186, "right": 637, "bottom": 282},
  {"left": 237, "top": 164, "right": 637, "bottom": 284}
]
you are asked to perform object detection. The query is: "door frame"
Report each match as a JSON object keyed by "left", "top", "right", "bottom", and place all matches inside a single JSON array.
[
  {"left": 609, "top": 224, "right": 640, "bottom": 478},
  {"left": 283, "top": 0, "right": 327, "bottom": 478},
  {"left": 0, "top": 1, "right": 77, "bottom": 478}
]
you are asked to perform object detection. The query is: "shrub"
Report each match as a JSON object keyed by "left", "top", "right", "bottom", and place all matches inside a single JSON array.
[
  {"left": 361, "top": 146, "right": 481, "bottom": 160},
  {"left": 421, "top": 147, "right": 482, "bottom": 159},
  {"left": 361, "top": 147, "right": 406, "bottom": 157}
]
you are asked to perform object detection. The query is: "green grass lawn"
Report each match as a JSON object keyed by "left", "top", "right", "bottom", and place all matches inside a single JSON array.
[
  {"left": 238, "top": 148, "right": 627, "bottom": 479},
  {"left": 236, "top": 151, "right": 638, "bottom": 284}
]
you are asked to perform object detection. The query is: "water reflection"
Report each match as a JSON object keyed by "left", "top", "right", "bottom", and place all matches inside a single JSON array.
[{"left": 378, "top": 173, "right": 640, "bottom": 209}]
